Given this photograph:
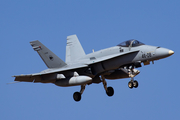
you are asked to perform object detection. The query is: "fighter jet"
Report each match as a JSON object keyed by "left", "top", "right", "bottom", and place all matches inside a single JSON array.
[{"left": 13, "top": 35, "right": 174, "bottom": 101}]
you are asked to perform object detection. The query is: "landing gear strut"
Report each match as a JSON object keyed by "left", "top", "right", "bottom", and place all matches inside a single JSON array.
[
  {"left": 73, "top": 84, "right": 86, "bottom": 102},
  {"left": 101, "top": 76, "right": 114, "bottom": 96}
]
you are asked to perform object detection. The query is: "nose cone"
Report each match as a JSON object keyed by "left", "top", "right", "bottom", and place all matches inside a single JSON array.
[
  {"left": 155, "top": 48, "right": 174, "bottom": 60},
  {"left": 169, "top": 50, "right": 174, "bottom": 55}
]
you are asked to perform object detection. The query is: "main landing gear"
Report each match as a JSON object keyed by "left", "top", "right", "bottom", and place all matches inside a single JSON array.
[
  {"left": 73, "top": 84, "right": 86, "bottom": 102},
  {"left": 101, "top": 76, "right": 114, "bottom": 97},
  {"left": 73, "top": 76, "right": 114, "bottom": 102},
  {"left": 73, "top": 67, "right": 139, "bottom": 101}
]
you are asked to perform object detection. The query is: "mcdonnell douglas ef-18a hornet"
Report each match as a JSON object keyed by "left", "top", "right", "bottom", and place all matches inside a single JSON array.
[{"left": 13, "top": 35, "right": 174, "bottom": 101}]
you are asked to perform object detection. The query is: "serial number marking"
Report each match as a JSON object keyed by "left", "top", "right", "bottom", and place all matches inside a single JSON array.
[{"left": 142, "top": 53, "right": 152, "bottom": 58}]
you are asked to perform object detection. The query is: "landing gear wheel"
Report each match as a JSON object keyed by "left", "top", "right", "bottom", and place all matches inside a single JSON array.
[
  {"left": 73, "top": 92, "right": 81, "bottom": 102},
  {"left": 133, "top": 80, "right": 138, "bottom": 88},
  {"left": 128, "top": 81, "right": 133, "bottom": 89},
  {"left": 106, "top": 87, "right": 114, "bottom": 96}
]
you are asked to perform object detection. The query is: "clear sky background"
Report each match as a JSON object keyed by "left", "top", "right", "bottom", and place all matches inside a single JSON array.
[{"left": 1, "top": 0, "right": 179, "bottom": 120}]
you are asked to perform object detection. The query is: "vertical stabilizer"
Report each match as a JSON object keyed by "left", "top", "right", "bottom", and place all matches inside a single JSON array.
[
  {"left": 30, "top": 40, "right": 67, "bottom": 68},
  {"left": 66, "top": 35, "right": 86, "bottom": 64}
]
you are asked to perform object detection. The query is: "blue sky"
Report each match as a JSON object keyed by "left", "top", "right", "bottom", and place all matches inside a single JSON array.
[{"left": 1, "top": 0, "right": 179, "bottom": 120}]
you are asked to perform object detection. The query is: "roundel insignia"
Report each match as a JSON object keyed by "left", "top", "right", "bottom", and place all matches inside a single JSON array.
[{"left": 49, "top": 55, "right": 54, "bottom": 61}]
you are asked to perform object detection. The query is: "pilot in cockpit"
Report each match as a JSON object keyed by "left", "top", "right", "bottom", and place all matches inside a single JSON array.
[{"left": 126, "top": 41, "right": 131, "bottom": 47}]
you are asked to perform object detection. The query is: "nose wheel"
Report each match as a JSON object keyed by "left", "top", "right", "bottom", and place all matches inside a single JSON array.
[
  {"left": 133, "top": 80, "right": 138, "bottom": 88},
  {"left": 128, "top": 80, "right": 138, "bottom": 89}
]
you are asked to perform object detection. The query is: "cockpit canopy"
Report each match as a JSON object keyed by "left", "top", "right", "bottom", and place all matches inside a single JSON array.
[{"left": 117, "top": 40, "right": 145, "bottom": 47}]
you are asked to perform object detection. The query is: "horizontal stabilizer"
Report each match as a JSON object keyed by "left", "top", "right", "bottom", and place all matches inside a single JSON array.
[{"left": 13, "top": 75, "right": 35, "bottom": 82}]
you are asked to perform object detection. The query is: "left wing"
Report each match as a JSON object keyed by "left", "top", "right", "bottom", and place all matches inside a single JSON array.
[{"left": 13, "top": 64, "right": 88, "bottom": 83}]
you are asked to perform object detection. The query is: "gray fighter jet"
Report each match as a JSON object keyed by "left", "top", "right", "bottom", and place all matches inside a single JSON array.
[{"left": 13, "top": 35, "right": 174, "bottom": 101}]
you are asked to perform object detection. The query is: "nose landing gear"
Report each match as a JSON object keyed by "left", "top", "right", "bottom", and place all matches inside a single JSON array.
[{"left": 128, "top": 66, "right": 140, "bottom": 89}]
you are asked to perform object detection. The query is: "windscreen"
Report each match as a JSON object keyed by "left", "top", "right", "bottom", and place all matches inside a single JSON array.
[{"left": 117, "top": 40, "right": 144, "bottom": 47}]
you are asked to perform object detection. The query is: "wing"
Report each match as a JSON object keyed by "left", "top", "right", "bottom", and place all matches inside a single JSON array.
[
  {"left": 66, "top": 35, "right": 86, "bottom": 64},
  {"left": 13, "top": 64, "right": 88, "bottom": 83}
]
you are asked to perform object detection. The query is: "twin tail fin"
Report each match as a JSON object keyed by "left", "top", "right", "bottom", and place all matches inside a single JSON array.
[
  {"left": 66, "top": 35, "right": 86, "bottom": 64},
  {"left": 30, "top": 40, "right": 67, "bottom": 68},
  {"left": 30, "top": 35, "right": 85, "bottom": 68}
]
